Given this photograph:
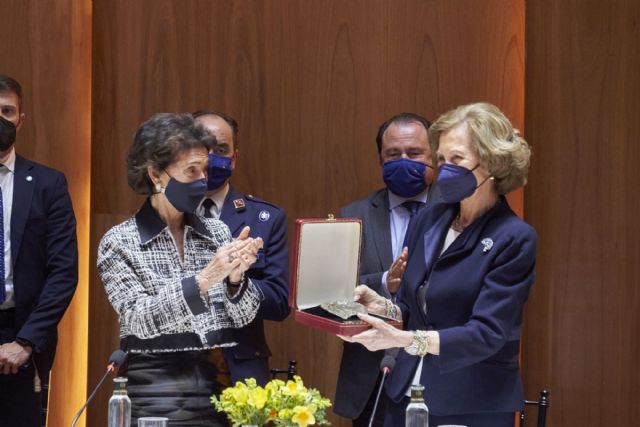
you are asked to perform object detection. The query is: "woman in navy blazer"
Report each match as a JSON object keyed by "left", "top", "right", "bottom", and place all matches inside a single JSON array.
[{"left": 341, "top": 102, "right": 535, "bottom": 427}]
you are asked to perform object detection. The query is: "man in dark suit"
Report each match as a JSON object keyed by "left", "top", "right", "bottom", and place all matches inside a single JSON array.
[
  {"left": 0, "top": 74, "right": 78, "bottom": 427},
  {"left": 193, "top": 110, "right": 289, "bottom": 385},
  {"left": 334, "top": 113, "right": 434, "bottom": 426}
]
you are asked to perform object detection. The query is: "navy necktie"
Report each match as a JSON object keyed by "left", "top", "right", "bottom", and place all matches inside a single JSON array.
[
  {"left": 402, "top": 200, "right": 423, "bottom": 219},
  {"left": 0, "top": 187, "right": 5, "bottom": 303},
  {"left": 202, "top": 198, "right": 215, "bottom": 219},
  {"left": 401, "top": 200, "right": 424, "bottom": 248}
]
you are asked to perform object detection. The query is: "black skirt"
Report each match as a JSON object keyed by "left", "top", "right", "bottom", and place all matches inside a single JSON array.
[{"left": 124, "top": 351, "right": 230, "bottom": 427}]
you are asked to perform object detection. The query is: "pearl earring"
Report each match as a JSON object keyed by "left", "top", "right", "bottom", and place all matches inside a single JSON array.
[{"left": 155, "top": 182, "right": 163, "bottom": 193}]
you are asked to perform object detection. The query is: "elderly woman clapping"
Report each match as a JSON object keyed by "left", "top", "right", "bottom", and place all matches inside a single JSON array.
[{"left": 98, "top": 113, "right": 262, "bottom": 426}]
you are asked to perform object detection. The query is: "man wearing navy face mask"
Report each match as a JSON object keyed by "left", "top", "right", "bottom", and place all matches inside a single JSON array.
[
  {"left": 0, "top": 74, "right": 77, "bottom": 427},
  {"left": 193, "top": 110, "right": 289, "bottom": 386},
  {"left": 334, "top": 113, "right": 434, "bottom": 426}
]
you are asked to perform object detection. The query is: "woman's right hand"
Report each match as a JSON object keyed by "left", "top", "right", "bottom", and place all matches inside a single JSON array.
[
  {"left": 197, "top": 227, "right": 262, "bottom": 293},
  {"left": 354, "top": 285, "right": 388, "bottom": 317}
]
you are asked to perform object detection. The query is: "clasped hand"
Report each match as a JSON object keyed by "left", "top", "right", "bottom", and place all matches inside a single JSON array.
[
  {"left": 197, "top": 226, "right": 263, "bottom": 293},
  {"left": 0, "top": 342, "right": 32, "bottom": 374}
]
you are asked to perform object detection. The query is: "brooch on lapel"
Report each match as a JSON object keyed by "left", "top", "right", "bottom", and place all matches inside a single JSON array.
[
  {"left": 481, "top": 238, "right": 494, "bottom": 253},
  {"left": 258, "top": 210, "right": 270, "bottom": 222}
]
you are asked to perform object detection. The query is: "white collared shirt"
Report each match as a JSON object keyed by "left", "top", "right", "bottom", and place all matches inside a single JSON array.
[
  {"left": 198, "top": 183, "right": 230, "bottom": 219},
  {"left": 0, "top": 148, "right": 15, "bottom": 309},
  {"left": 379, "top": 188, "right": 429, "bottom": 298}
]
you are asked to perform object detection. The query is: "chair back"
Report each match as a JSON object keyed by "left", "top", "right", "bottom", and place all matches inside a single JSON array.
[
  {"left": 519, "top": 389, "right": 550, "bottom": 427},
  {"left": 269, "top": 360, "right": 298, "bottom": 381}
]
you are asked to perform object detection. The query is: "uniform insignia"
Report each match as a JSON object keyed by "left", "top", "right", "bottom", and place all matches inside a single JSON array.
[
  {"left": 233, "top": 198, "right": 246, "bottom": 211},
  {"left": 258, "top": 210, "right": 270, "bottom": 222},
  {"left": 481, "top": 238, "right": 494, "bottom": 253}
]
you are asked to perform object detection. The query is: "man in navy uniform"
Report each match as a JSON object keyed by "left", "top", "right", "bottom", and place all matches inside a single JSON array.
[
  {"left": 0, "top": 74, "right": 78, "bottom": 427},
  {"left": 193, "top": 110, "right": 289, "bottom": 385},
  {"left": 334, "top": 113, "right": 434, "bottom": 426}
]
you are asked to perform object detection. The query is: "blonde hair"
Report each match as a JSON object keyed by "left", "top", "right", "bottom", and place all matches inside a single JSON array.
[{"left": 429, "top": 102, "right": 531, "bottom": 195}]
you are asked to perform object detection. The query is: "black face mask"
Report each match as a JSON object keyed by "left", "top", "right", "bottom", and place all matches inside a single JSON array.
[
  {"left": 0, "top": 116, "right": 17, "bottom": 151},
  {"left": 163, "top": 172, "right": 208, "bottom": 214}
]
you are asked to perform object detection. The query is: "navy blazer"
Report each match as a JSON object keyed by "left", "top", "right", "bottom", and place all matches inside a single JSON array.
[
  {"left": 334, "top": 189, "right": 392, "bottom": 419},
  {"left": 11, "top": 155, "right": 78, "bottom": 375},
  {"left": 386, "top": 198, "right": 536, "bottom": 416},
  {"left": 219, "top": 187, "right": 289, "bottom": 384}
]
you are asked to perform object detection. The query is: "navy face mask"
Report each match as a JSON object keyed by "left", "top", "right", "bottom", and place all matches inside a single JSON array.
[
  {"left": 207, "top": 153, "right": 233, "bottom": 190},
  {"left": 433, "top": 163, "right": 480, "bottom": 203},
  {"left": 0, "top": 116, "right": 17, "bottom": 151},
  {"left": 382, "top": 158, "right": 429, "bottom": 198},
  {"left": 163, "top": 173, "right": 208, "bottom": 213}
]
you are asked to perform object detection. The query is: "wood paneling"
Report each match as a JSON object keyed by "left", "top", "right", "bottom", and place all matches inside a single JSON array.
[
  {"left": 523, "top": 0, "right": 640, "bottom": 425},
  {"left": 0, "top": 1, "right": 92, "bottom": 426},
  {"left": 89, "top": 1, "right": 524, "bottom": 425}
]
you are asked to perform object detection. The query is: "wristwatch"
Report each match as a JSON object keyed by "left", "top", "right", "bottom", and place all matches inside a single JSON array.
[{"left": 404, "top": 330, "right": 430, "bottom": 357}]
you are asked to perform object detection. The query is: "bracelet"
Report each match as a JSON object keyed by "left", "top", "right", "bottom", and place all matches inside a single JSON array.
[
  {"left": 225, "top": 273, "right": 245, "bottom": 288},
  {"left": 383, "top": 298, "right": 398, "bottom": 319},
  {"left": 404, "top": 330, "right": 430, "bottom": 357}
]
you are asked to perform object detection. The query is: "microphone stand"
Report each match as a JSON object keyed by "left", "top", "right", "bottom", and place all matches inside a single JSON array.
[
  {"left": 70, "top": 362, "right": 116, "bottom": 427},
  {"left": 368, "top": 366, "right": 391, "bottom": 427}
]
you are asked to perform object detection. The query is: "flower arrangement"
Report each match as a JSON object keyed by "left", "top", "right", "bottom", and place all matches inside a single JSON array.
[{"left": 211, "top": 376, "right": 332, "bottom": 427}]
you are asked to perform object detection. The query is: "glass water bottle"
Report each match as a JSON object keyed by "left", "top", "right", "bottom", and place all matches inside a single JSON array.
[
  {"left": 405, "top": 384, "right": 429, "bottom": 427},
  {"left": 108, "top": 377, "right": 131, "bottom": 427}
]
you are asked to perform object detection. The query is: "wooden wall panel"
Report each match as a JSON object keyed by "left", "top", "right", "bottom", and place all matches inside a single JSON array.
[
  {"left": 89, "top": 1, "right": 524, "bottom": 425},
  {"left": 523, "top": 0, "right": 640, "bottom": 425},
  {"left": 0, "top": 1, "right": 92, "bottom": 426}
]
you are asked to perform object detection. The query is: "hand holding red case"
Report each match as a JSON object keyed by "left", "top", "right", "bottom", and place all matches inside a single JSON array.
[{"left": 289, "top": 217, "right": 402, "bottom": 336}]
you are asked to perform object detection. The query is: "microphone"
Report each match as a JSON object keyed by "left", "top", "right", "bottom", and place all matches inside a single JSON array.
[
  {"left": 70, "top": 349, "right": 127, "bottom": 427},
  {"left": 368, "top": 355, "right": 396, "bottom": 427}
]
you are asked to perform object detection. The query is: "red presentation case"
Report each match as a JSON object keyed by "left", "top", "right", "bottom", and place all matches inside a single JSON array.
[{"left": 289, "top": 217, "right": 403, "bottom": 336}]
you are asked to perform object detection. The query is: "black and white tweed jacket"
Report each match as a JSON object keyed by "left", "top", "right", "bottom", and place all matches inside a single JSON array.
[{"left": 97, "top": 199, "right": 261, "bottom": 353}]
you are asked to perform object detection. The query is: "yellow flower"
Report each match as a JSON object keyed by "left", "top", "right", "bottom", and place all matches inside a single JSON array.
[
  {"left": 231, "top": 386, "right": 249, "bottom": 405},
  {"left": 212, "top": 376, "right": 331, "bottom": 426},
  {"left": 248, "top": 387, "right": 268, "bottom": 409},
  {"left": 279, "top": 408, "right": 292, "bottom": 419},
  {"left": 267, "top": 379, "right": 285, "bottom": 390},
  {"left": 286, "top": 380, "right": 299, "bottom": 393},
  {"left": 291, "top": 405, "right": 316, "bottom": 427}
]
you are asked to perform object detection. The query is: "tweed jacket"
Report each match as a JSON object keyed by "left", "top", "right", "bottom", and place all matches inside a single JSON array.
[{"left": 97, "top": 199, "right": 260, "bottom": 353}]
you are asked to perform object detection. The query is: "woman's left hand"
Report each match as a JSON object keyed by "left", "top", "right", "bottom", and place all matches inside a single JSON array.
[
  {"left": 228, "top": 226, "right": 263, "bottom": 282},
  {"left": 338, "top": 313, "right": 413, "bottom": 351}
]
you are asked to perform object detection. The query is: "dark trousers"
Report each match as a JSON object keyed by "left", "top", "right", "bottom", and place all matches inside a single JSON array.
[
  {"left": 352, "top": 372, "right": 388, "bottom": 427},
  {"left": 384, "top": 395, "right": 515, "bottom": 427},
  {"left": 0, "top": 309, "right": 41, "bottom": 427}
]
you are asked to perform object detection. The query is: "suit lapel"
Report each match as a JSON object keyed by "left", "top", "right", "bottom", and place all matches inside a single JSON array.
[
  {"left": 368, "top": 190, "right": 393, "bottom": 270},
  {"left": 421, "top": 206, "right": 457, "bottom": 274},
  {"left": 10, "top": 155, "right": 36, "bottom": 265},
  {"left": 439, "top": 199, "right": 506, "bottom": 261},
  {"left": 404, "top": 204, "right": 456, "bottom": 325},
  {"left": 219, "top": 187, "right": 247, "bottom": 237}
]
